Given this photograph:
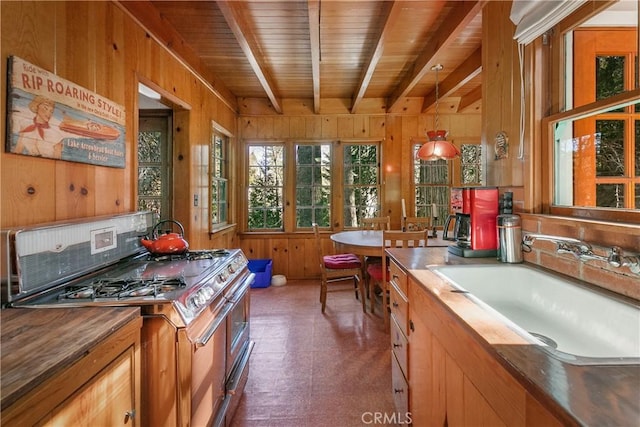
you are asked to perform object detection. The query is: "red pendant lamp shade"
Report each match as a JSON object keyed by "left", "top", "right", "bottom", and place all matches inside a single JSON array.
[
  {"left": 416, "top": 139, "right": 461, "bottom": 161},
  {"left": 416, "top": 64, "right": 460, "bottom": 161}
]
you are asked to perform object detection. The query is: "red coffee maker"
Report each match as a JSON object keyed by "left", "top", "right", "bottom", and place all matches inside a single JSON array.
[{"left": 444, "top": 186, "right": 499, "bottom": 257}]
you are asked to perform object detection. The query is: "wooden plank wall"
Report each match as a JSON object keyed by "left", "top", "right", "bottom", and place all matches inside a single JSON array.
[
  {"left": 0, "top": 1, "right": 486, "bottom": 280},
  {"left": 237, "top": 99, "right": 482, "bottom": 278},
  {"left": 0, "top": 1, "right": 238, "bottom": 250},
  {"left": 482, "top": 1, "right": 526, "bottom": 209}
]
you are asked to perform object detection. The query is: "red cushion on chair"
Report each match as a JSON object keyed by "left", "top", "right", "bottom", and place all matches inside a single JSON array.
[
  {"left": 324, "top": 253, "right": 362, "bottom": 269},
  {"left": 366, "top": 263, "right": 389, "bottom": 281}
]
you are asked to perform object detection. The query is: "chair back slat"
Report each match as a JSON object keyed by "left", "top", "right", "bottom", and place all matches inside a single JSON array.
[
  {"left": 312, "top": 223, "right": 326, "bottom": 270},
  {"left": 382, "top": 230, "right": 428, "bottom": 248},
  {"left": 402, "top": 216, "right": 431, "bottom": 231},
  {"left": 361, "top": 216, "right": 390, "bottom": 230}
]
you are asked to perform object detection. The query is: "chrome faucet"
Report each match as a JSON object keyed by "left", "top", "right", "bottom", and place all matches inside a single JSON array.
[
  {"left": 608, "top": 246, "right": 640, "bottom": 274},
  {"left": 522, "top": 234, "right": 593, "bottom": 256},
  {"left": 523, "top": 234, "right": 640, "bottom": 275}
]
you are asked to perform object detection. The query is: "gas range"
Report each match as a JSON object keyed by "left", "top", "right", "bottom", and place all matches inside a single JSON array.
[
  {"left": 1, "top": 212, "right": 249, "bottom": 326},
  {"left": 1, "top": 212, "right": 255, "bottom": 426},
  {"left": 12, "top": 248, "right": 248, "bottom": 326}
]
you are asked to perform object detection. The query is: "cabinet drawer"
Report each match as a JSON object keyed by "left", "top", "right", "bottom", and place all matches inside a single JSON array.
[
  {"left": 389, "top": 260, "right": 408, "bottom": 297},
  {"left": 391, "top": 352, "right": 409, "bottom": 416},
  {"left": 391, "top": 315, "right": 408, "bottom": 376},
  {"left": 389, "top": 281, "right": 409, "bottom": 336}
]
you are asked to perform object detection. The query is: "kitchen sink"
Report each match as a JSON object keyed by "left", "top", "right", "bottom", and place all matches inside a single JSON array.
[{"left": 431, "top": 264, "right": 640, "bottom": 364}]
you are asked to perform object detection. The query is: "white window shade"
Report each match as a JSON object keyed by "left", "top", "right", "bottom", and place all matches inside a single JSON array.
[{"left": 510, "top": 0, "right": 587, "bottom": 45}]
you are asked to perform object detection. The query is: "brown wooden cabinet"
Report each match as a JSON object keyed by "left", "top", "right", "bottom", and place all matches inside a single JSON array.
[
  {"left": 389, "top": 259, "right": 410, "bottom": 416},
  {"left": 43, "top": 347, "right": 138, "bottom": 426},
  {"left": 1, "top": 308, "right": 142, "bottom": 426},
  {"left": 404, "top": 276, "right": 563, "bottom": 427}
]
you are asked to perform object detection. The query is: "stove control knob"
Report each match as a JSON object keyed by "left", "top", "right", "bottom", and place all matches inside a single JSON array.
[
  {"left": 227, "top": 264, "right": 235, "bottom": 274},
  {"left": 195, "top": 290, "right": 207, "bottom": 307},
  {"left": 188, "top": 297, "right": 200, "bottom": 311},
  {"left": 202, "top": 286, "right": 214, "bottom": 300}
]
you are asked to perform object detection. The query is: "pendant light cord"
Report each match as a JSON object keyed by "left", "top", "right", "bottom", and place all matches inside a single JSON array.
[{"left": 435, "top": 65, "right": 440, "bottom": 130}]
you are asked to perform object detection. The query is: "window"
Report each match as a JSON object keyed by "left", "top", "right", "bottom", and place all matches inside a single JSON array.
[
  {"left": 343, "top": 143, "right": 381, "bottom": 228},
  {"left": 210, "top": 130, "right": 228, "bottom": 230},
  {"left": 244, "top": 140, "right": 381, "bottom": 232},
  {"left": 247, "top": 144, "right": 285, "bottom": 230},
  {"left": 295, "top": 143, "right": 331, "bottom": 227},
  {"left": 138, "top": 113, "right": 172, "bottom": 220},
  {"left": 545, "top": 1, "right": 639, "bottom": 219},
  {"left": 413, "top": 144, "right": 451, "bottom": 226}
]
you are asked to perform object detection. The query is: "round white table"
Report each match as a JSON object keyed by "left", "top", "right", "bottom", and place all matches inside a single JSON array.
[{"left": 330, "top": 230, "right": 450, "bottom": 256}]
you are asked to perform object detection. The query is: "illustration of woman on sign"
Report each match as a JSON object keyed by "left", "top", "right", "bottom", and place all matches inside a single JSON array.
[{"left": 13, "top": 95, "right": 65, "bottom": 159}]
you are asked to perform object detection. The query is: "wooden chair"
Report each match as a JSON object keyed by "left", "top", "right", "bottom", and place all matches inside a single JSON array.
[
  {"left": 402, "top": 216, "right": 431, "bottom": 231},
  {"left": 367, "top": 230, "right": 428, "bottom": 328},
  {"left": 312, "top": 224, "right": 366, "bottom": 313},
  {"left": 360, "top": 216, "right": 390, "bottom": 297},
  {"left": 361, "top": 216, "right": 391, "bottom": 230}
]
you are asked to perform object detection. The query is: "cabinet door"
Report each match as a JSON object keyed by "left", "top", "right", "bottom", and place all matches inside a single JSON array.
[
  {"left": 408, "top": 280, "right": 446, "bottom": 426},
  {"left": 389, "top": 280, "right": 409, "bottom": 336},
  {"left": 446, "top": 353, "right": 507, "bottom": 427},
  {"left": 391, "top": 354, "right": 409, "bottom": 416},
  {"left": 44, "top": 347, "right": 137, "bottom": 426}
]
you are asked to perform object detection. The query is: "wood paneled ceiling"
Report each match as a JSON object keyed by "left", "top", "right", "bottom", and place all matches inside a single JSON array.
[{"left": 122, "top": 0, "right": 485, "bottom": 114}]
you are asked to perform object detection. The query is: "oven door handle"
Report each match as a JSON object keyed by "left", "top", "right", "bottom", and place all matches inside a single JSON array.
[
  {"left": 195, "top": 272, "right": 254, "bottom": 347},
  {"left": 195, "top": 301, "right": 233, "bottom": 347},
  {"left": 227, "top": 272, "right": 254, "bottom": 303}
]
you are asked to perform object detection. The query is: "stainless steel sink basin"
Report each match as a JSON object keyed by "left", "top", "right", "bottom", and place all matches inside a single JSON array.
[{"left": 431, "top": 264, "right": 640, "bottom": 364}]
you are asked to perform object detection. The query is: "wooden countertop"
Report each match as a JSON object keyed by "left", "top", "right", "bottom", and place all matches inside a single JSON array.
[
  {"left": 1, "top": 306, "right": 141, "bottom": 409},
  {"left": 386, "top": 247, "right": 640, "bottom": 427}
]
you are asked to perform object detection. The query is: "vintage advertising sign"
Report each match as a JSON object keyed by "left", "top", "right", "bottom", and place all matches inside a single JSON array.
[{"left": 5, "top": 56, "right": 126, "bottom": 168}]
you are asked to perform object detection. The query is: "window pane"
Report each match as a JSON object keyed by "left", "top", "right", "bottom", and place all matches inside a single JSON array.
[
  {"left": 596, "top": 184, "right": 625, "bottom": 208},
  {"left": 595, "top": 120, "right": 624, "bottom": 177},
  {"left": 636, "top": 120, "right": 640, "bottom": 177},
  {"left": 343, "top": 144, "right": 380, "bottom": 228},
  {"left": 210, "top": 131, "right": 228, "bottom": 228},
  {"left": 138, "top": 166, "right": 162, "bottom": 195},
  {"left": 413, "top": 145, "right": 451, "bottom": 225},
  {"left": 295, "top": 144, "right": 331, "bottom": 228},
  {"left": 596, "top": 56, "right": 625, "bottom": 101},
  {"left": 247, "top": 145, "right": 284, "bottom": 230},
  {"left": 138, "top": 131, "right": 162, "bottom": 162}
]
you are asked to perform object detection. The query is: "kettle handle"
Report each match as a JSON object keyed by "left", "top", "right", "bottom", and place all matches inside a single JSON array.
[
  {"left": 442, "top": 214, "right": 455, "bottom": 241},
  {"left": 151, "top": 219, "right": 185, "bottom": 237}
]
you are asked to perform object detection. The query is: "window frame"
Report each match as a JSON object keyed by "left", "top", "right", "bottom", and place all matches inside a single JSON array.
[
  {"left": 294, "top": 141, "right": 333, "bottom": 229},
  {"left": 242, "top": 139, "right": 382, "bottom": 233},
  {"left": 412, "top": 142, "right": 452, "bottom": 226},
  {"left": 538, "top": 1, "right": 640, "bottom": 222},
  {"left": 210, "top": 127, "right": 229, "bottom": 232},
  {"left": 246, "top": 142, "right": 286, "bottom": 232},
  {"left": 341, "top": 141, "right": 383, "bottom": 229}
]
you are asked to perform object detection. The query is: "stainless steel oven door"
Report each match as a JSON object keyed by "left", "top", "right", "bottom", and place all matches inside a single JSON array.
[
  {"left": 226, "top": 273, "right": 252, "bottom": 378},
  {"left": 188, "top": 295, "right": 230, "bottom": 427},
  {"left": 212, "top": 272, "right": 254, "bottom": 427}
]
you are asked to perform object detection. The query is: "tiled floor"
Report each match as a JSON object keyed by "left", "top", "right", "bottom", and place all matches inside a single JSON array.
[{"left": 230, "top": 279, "right": 398, "bottom": 427}]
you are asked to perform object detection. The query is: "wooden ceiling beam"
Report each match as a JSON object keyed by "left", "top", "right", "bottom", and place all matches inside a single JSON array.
[
  {"left": 216, "top": 1, "right": 283, "bottom": 114},
  {"left": 387, "top": 0, "right": 485, "bottom": 112},
  {"left": 350, "top": 1, "right": 400, "bottom": 114},
  {"left": 458, "top": 85, "right": 482, "bottom": 112},
  {"left": 308, "top": 0, "right": 321, "bottom": 114},
  {"left": 116, "top": 0, "right": 238, "bottom": 112},
  {"left": 421, "top": 47, "right": 482, "bottom": 113}
]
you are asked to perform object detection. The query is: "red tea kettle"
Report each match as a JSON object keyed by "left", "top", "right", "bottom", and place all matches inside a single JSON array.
[{"left": 141, "top": 219, "right": 189, "bottom": 255}]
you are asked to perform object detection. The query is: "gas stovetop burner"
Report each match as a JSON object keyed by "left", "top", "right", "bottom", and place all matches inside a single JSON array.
[
  {"left": 147, "top": 249, "right": 230, "bottom": 262},
  {"left": 58, "top": 277, "right": 187, "bottom": 300}
]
